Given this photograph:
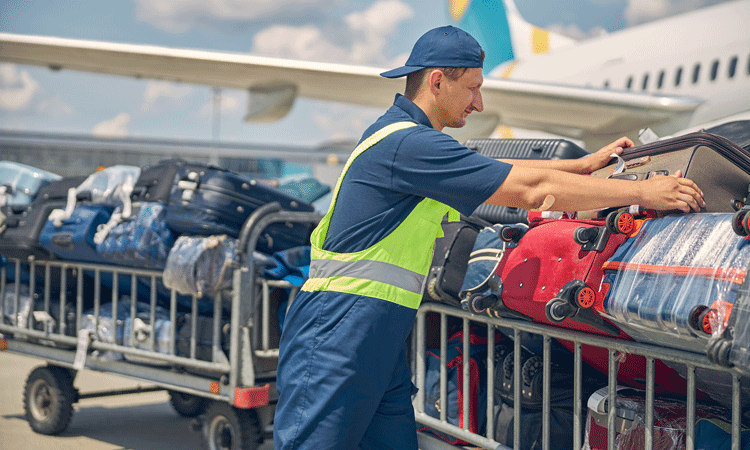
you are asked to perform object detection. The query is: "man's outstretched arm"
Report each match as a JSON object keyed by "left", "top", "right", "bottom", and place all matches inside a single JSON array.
[
  {"left": 498, "top": 137, "right": 634, "bottom": 175},
  {"left": 485, "top": 165, "right": 705, "bottom": 214}
]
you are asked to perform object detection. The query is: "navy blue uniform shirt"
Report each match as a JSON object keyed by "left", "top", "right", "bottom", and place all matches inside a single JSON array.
[{"left": 324, "top": 94, "right": 513, "bottom": 253}]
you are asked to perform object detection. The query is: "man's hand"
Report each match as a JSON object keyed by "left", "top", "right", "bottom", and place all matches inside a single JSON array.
[
  {"left": 639, "top": 170, "right": 705, "bottom": 213},
  {"left": 582, "top": 137, "right": 635, "bottom": 174}
]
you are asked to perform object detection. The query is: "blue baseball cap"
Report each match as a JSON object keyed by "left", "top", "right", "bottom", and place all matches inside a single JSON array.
[{"left": 380, "top": 25, "right": 484, "bottom": 78}]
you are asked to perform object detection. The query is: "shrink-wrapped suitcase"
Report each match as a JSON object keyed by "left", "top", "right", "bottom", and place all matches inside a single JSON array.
[
  {"left": 0, "top": 161, "right": 60, "bottom": 207},
  {"left": 464, "top": 138, "right": 589, "bottom": 224},
  {"left": 583, "top": 386, "right": 742, "bottom": 450},
  {"left": 40, "top": 204, "right": 114, "bottom": 263},
  {"left": 163, "top": 161, "right": 316, "bottom": 254}
]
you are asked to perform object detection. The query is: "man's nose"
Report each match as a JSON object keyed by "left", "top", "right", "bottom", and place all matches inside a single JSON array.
[{"left": 472, "top": 91, "right": 484, "bottom": 112}]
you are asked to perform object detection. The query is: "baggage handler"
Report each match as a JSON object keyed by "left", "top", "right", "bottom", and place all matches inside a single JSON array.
[{"left": 273, "top": 25, "right": 705, "bottom": 450}]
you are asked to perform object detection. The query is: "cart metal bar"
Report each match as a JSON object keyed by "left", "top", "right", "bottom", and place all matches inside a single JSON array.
[
  {"left": 414, "top": 302, "right": 743, "bottom": 450},
  {"left": 646, "top": 356, "right": 655, "bottom": 450},
  {"left": 440, "top": 313, "right": 447, "bottom": 423},
  {"left": 462, "top": 318, "right": 469, "bottom": 432},
  {"left": 77, "top": 385, "right": 165, "bottom": 399}
]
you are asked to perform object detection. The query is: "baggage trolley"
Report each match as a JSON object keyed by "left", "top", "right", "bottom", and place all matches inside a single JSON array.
[
  {"left": 0, "top": 202, "right": 321, "bottom": 450},
  {"left": 412, "top": 302, "right": 748, "bottom": 450}
]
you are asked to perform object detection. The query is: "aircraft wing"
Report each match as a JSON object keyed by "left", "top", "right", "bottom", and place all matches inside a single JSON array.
[{"left": 0, "top": 33, "right": 703, "bottom": 146}]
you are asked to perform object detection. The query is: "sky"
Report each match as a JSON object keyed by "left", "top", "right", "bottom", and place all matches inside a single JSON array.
[{"left": 0, "top": 0, "right": 735, "bottom": 149}]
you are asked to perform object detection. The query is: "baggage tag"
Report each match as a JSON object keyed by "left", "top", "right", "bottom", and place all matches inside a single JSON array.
[{"left": 73, "top": 329, "right": 92, "bottom": 370}]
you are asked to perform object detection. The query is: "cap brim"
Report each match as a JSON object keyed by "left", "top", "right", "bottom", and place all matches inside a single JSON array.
[{"left": 379, "top": 65, "right": 424, "bottom": 78}]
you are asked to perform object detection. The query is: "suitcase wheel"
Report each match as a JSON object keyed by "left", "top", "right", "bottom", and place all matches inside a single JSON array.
[
  {"left": 732, "top": 209, "right": 750, "bottom": 236},
  {"left": 605, "top": 211, "right": 635, "bottom": 234},
  {"left": 699, "top": 308, "right": 719, "bottom": 335},
  {"left": 521, "top": 355, "right": 542, "bottom": 386},
  {"left": 688, "top": 305, "right": 710, "bottom": 334},
  {"left": 545, "top": 298, "right": 572, "bottom": 323},
  {"left": 574, "top": 286, "right": 596, "bottom": 309}
]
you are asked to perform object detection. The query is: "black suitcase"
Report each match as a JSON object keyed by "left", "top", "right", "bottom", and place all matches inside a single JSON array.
[
  {"left": 0, "top": 175, "right": 87, "bottom": 261},
  {"left": 463, "top": 138, "right": 589, "bottom": 224},
  {"left": 163, "top": 161, "right": 316, "bottom": 254},
  {"left": 131, "top": 159, "right": 182, "bottom": 203},
  {"left": 423, "top": 214, "right": 489, "bottom": 307}
]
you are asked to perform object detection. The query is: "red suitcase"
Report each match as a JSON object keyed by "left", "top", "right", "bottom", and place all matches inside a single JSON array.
[{"left": 463, "top": 216, "right": 694, "bottom": 396}]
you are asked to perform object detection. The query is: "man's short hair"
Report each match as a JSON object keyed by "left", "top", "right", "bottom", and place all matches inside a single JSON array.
[{"left": 403, "top": 50, "right": 485, "bottom": 100}]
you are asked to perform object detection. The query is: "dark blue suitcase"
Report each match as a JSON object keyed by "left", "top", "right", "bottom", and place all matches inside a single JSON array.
[
  {"left": 40, "top": 204, "right": 113, "bottom": 263},
  {"left": 163, "top": 161, "right": 316, "bottom": 254}
]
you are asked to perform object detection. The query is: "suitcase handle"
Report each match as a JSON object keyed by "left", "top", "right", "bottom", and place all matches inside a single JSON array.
[{"left": 51, "top": 232, "right": 75, "bottom": 250}]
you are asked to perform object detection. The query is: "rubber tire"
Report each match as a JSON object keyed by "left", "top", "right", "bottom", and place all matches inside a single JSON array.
[
  {"left": 201, "top": 401, "right": 261, "bottom": 450},
  {"left": 168, "top": 390, "right": 209, "bottom": 418},
  {"left": 23, "top": 365, "right": 76, "bottom": 435},
  {"left": 732, "top": 210, "right": 747, "bottom": 236}
]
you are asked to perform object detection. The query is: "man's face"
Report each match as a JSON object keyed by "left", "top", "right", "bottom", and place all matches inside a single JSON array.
[{"left": 435, "top": 67, "right": 484, "bottom": 129}]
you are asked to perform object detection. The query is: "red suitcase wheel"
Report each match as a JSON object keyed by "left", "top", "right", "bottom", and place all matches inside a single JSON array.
[
  {"left": 700, "top": 308, "right": 718, "bottom": 335},
  {"left": 574, "top": 286, "right": 596, "bottom": 309},
  {"left": 732, "top": 210, "right": 747, "bottom": 236},
  {"left": 688, "top": 305, "right": 708, "bottom": 333},
  {"left": 614, "top": 212, "right": 635, "bottom": 234}
]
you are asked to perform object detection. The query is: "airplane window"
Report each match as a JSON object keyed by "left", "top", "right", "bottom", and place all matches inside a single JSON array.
[
  {"left": 603, "top": 80, "right": 609, "bottom": 88},
  {"left": 657, "top": 71, "right": 665, "bottom": 89},
  {"left": 728, "top": 56, "right": 738, "bottom": 78},
  {"left": 692, "top": 63, "right": 701, "bottom": 84},
  {"left": 626, "top": 76, "right": 633, "bottom": 89},
  {"left": 642, "top": 73, "right": 649, "bottom": 90},
  {"left": 747, "top": 53, "right": 750, "bottom": 75},
  {"left": 710, "top": 59, "right": 719, "bottom": 81},
  {"left": 675, "top": 67, "right": 683, "bottom": 86}
]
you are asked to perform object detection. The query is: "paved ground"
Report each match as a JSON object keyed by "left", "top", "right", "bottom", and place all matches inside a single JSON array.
[{"left": 0, "top": 351, "right": 274, "bottom": 450}]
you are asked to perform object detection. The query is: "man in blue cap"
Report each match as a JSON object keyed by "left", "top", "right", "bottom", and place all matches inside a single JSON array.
[{"left": 274, "top": 25, "right": 704, "bottom": 450}]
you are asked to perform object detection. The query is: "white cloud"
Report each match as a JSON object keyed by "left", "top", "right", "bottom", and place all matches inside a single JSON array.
[
  {"left": 36, "top": 95, "right": 75, "bottom": 118},
  {"left": 93, "top": 113, "right": 130, "bottom": 138},
  {"left": 624, "top": 0, "right": 716, "bottom": 26},
  {"left": 311, "top": 104, "right": 381, "bottom": 142},
  {"left": 141, "top": 80, "right": 193, "bottom": 112},
  {"left": 0, "top": 63, "right": 40, "bottom": 111},
  {"left": 135, "top": 0, "right": 335, "bottom": 33},
  {"left": 251, "top": 0, "right": 414, "bottom": 65}
]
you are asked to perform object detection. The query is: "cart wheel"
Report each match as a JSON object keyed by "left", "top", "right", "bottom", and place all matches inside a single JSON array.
[
  {"left": 732, "top": 210, "right": 747, "bottom": 236},
  {"left": 23, "top": 365, "right": 76, "bottom": 435},
  {"left": 169, "top": 390, "right": 209, "bottom": 418},
  {"left": 574, "top": 286, "right": 596, "bottom": 309},
  {"left": 201, "top": 401, "right": 261, "bottom": 450}
]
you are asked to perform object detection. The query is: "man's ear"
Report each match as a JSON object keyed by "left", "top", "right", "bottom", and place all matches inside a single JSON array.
[{"left": 429, "top": 69, "right": 444, "bottom": 95}]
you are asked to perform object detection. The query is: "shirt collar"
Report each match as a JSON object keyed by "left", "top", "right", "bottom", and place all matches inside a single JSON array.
[{"left": 393, "top": 94, "right": 434, "bottom": 129}]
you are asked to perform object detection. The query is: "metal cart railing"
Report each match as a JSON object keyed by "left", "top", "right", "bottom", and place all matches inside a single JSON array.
[
  {"left": 0, "top": 202, "right": 321, "bottom": 450},
  {"left": 412, "top": 302, "right": 746, "bottom": 450}
]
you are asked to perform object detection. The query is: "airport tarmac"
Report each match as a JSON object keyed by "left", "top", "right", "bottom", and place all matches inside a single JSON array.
[{"left": 0, "top": 351, "right": 274, "bottom": 450}]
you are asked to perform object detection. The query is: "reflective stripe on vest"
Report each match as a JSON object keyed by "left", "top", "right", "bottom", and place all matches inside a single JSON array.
[{"left": 301, "top": 121, "right": 459, "bottom": 309}]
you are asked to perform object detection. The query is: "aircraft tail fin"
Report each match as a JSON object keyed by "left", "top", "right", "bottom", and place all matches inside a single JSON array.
[{"left": 450, "top": 0, "right": 577, "bottom": 74}]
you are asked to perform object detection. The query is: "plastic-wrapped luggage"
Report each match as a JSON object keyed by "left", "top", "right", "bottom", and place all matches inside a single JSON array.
[
  {"left": 0, "top": 161, "right": 60, "bottom": 207},
  {"left": 583, "top": 386, "right": 745, "bottom": 450},
  {"left": 162, "top": 235, "right": 237, "bottom": 299},
  {"left": 39, "top": 204, "right": 114, "bottom": 263},
  {"left": 464, "top": 138, "right": 589, "bottom": 224},
  {"left": 95, "top": 201, "right": 174, "bottom": 269}
]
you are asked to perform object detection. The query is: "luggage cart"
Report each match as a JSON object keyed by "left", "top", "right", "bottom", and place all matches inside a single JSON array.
[
  {"left": 412, "top": 302, "right": 747, "bottom": 450},
  {"left": 0, "top": 202, "right": 321, "bottom": 450}
]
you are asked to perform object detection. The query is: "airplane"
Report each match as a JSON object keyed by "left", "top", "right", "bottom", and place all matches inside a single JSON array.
[{"left": 0, "top": 0, "right": 748, "bottom": 150}]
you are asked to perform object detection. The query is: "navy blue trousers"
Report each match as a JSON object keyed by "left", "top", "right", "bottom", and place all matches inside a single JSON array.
[{"left": 274, "top": 289, "right": 418, "bottom": 450}]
